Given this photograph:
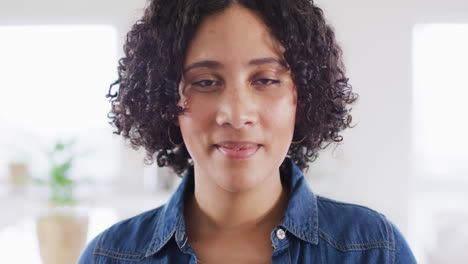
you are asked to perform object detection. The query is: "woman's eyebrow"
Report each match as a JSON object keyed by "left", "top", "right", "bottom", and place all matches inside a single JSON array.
[
  {"left": 183, "top": 60, "right": 222, "bottom": 73},
  {"left": 248, "top": 57, "right": 288, "bottom": 69},
  {"left": 183, "top": 57, "right": 288, "bottom": 73}
]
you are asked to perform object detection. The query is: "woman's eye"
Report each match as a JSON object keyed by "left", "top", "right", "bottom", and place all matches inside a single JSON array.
[
  {"left": 253, "top": 78, "right": 280, "bottom": 86},
  {"left": 190, "top": 79, "right": 221, "bottom": 93},
  {"left": 193, "top": 80, "right": 220, "bottom": 87}
]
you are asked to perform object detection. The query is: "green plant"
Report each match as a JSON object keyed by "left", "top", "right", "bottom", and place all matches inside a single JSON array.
[{"left": 35, "top": 140, "right": 78, "bottom": 208}]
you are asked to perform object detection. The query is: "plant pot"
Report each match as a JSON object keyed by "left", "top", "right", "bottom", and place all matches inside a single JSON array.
[
  {"left": 36, "top": 210, "right": 88, "bottom": 264},
  {"left": 9, "top": 162, "right": 29, "bottom": 185}
]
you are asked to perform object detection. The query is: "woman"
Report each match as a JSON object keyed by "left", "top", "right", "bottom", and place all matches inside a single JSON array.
[{"left": 79, "top": 0, "right": 416, "bottom": 263}]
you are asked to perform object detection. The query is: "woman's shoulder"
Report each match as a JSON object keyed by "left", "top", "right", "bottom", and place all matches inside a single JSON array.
[
  {"left": 78, "top": 205, "right": 167, "bottom": 263},
  {"left": 316, "top": 195, "right": 390, "bottom": 232},
  {"left": 316, "top": 195, "right": 394, "bottom": 249},
  {"left": 315, "top": 195, "right": 415, "bottom": 263}
]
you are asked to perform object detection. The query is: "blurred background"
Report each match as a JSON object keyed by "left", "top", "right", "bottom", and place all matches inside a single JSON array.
[{"left": 0, "top": 0, "right": 467, "bottom": 263}]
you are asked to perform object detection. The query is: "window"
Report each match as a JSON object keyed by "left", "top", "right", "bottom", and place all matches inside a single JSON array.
[
  {"left": 0, "top": 25, "right": 120, "bottom": 183},
  {"left": 412, "top": 24, "right": 468, "bottom": 180}
]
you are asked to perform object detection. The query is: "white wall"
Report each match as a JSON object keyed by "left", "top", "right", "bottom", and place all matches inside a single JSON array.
[
  {"left": 310, "top": 0, "right": 468, "bottom": 235},
  {"left": 2, "top": 0, "right": 467, "bottom": 242}
]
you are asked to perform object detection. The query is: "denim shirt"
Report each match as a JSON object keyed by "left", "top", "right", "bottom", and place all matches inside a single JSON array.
[{"left": 78, "top": 158, "right": 416, "bottom": 263}]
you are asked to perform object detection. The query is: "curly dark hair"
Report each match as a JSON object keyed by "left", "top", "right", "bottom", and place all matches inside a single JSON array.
[{"left": 106, "top": 0, "right": 357, "bottom": 176}]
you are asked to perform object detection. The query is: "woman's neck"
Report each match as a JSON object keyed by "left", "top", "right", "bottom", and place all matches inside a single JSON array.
[{"left": 185, "top": 168, "right": 289, "bottom": 236}]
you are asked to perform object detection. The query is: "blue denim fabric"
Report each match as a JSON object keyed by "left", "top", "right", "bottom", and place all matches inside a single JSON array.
[{"left": 78, "top": 158, "right": 417, "bottom": 263}]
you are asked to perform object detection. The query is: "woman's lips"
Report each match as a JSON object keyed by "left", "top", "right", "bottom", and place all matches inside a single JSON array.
[{"left": 215, "top": 144, "right": 261, "bottom": 160}]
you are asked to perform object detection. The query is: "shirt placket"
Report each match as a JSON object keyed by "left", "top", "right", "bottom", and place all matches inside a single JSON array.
[{"left": 271, "top": 226, "right": 291, "bottom": 264}]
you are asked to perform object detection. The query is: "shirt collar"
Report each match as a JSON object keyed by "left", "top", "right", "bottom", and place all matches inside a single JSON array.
[
  {"left": 145, "top": 157, "right": 318, "bottom": 257},
  {"left": 278, "top": 157, "right": 319, "bottom": 244},
  {"left": 145, "top": 166, "right": 193, "bottom": 257}
]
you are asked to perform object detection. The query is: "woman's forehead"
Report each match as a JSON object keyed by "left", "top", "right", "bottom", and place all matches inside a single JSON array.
[{"left": 184, "top": 5, "right": 285, "bottom": 68}]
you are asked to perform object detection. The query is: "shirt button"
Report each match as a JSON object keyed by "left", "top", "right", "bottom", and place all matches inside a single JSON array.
[{"left": 276, "top": 228, "right": 286, "bottom": 240}]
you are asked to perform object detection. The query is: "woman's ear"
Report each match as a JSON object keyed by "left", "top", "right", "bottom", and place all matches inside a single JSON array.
[
  {"left": 174, "top": 81, "right": 186, "bottom": 128},
  {"left": 176, "top": 79, "right": 188, "bottom": 108}
]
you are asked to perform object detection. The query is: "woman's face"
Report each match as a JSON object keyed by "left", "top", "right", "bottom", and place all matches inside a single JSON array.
[{"left": 177, "top": 5, "right": 297, "bottom": 192}]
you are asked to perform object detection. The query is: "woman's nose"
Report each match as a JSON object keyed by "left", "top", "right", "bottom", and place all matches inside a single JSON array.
[{"left": 215, "top": 85, "right": 259, "bottom": 129}]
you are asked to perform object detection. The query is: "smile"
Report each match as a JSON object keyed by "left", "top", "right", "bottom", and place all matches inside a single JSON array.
[{"left": 215, "top": 144, "right": 261, "bottom": 160}]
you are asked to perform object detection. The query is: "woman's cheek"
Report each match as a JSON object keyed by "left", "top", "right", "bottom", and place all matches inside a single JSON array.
[
  {"left": 267, "top": 89, "right": 297, "bottom": 118},
  {"left": 191, "top": 96, "right": 217, "bottom": 116}
]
